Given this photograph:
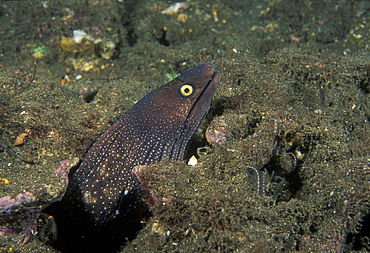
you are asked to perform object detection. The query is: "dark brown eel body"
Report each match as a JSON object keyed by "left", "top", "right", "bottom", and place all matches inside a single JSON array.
[{"left": 62, "top": 62, "right": 220, "bottom": 224}]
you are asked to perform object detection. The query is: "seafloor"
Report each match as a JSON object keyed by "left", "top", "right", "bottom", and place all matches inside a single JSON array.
[{"left": 0, "top": 0, "right": 369, "bottom": 252}]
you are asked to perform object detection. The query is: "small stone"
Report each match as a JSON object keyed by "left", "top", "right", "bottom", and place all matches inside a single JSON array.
[
  {"left": 177, "top": 13, "right": 189, "bottom": 23},
  {"left": 205, "top": 118, "right": 232, "bottom": 146}
]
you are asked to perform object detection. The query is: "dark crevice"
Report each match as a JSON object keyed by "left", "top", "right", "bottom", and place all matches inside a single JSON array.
[
  {"left": 345, "top": 212, "right": 370, "bottom": 251},
  {"left": 122, "top": 1, "right": 139, "bottom": 46},
  {"left": 156, "top": 29, "right": 170, "bottom": 47},
  {"left": 357, "top": 68, "right": 369, "bottom": 94},
  {"left": 44, "top": 187, "right": 150, "bottom": 253},
  {"left": 125, "top": 25, "right": 138, "bottom": 46}
]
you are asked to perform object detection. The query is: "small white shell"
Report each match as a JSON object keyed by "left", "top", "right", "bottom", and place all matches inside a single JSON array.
[
  {"left": 187, "top": 155, "right": 198, "bottom": 166},
  {"left": 161, "top": 2, "right": 191, "bottom": 15},
  {"left": 73, "top": 30, "right": 93, "bottom": 43}
]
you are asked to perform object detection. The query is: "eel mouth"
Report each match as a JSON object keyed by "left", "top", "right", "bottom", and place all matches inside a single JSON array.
[
  {"left": 205, "top": 62, "right": 221, "bottom": 96},
  {"left": 199, "top": 66, "right": 220, "bottom": 106},
  {"left": 186, "top": 64, "right": 220, "bottom": 124},
  {"left": 210, "top": 70, "right": 221, "bottom": 91}
]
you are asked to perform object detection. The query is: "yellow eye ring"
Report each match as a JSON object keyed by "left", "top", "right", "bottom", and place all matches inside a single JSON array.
[{"left": 180, "top": 84, "right": 193, "bottom": 97}]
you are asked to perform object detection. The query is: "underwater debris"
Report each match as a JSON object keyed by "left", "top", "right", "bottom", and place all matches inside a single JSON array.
[
  {"left": 13, "top": 132, "right": 28, "bottom": 146},
  {"left": 79, "top": 87, "right": 99, "bottom": 103},
  {"left": 30, "top": 44, "right": 50, "bottom": 60},
  {"left": 96, "top": 40, "right": 117, "bottom": 60},
  {"left": 205, "top": 118, "right": 232, "bottom": 146},
  {"left": 246, "top": 166, "right": 267, "bottom": 196}
]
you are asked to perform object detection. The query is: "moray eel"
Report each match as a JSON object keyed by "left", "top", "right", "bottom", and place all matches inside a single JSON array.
[{"left": 63, "top": 62, "right": 220, "bottom": 224}]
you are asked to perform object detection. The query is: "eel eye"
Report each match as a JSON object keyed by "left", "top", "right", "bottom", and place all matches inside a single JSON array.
[{"left": 180, "top": 84, "right": 193, "bottom": 97}]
